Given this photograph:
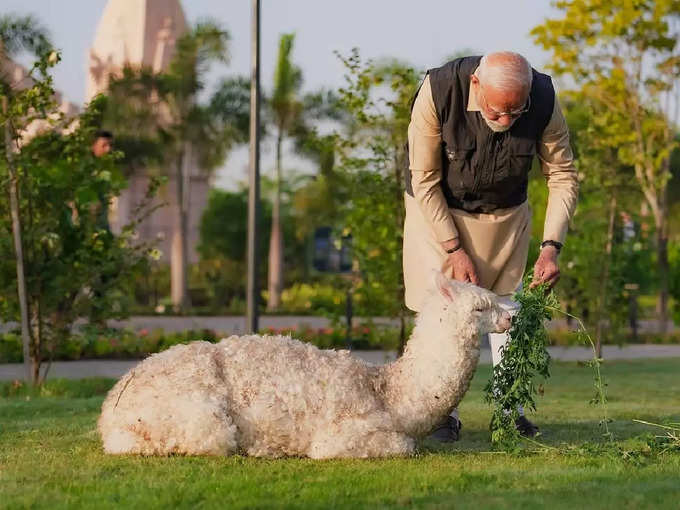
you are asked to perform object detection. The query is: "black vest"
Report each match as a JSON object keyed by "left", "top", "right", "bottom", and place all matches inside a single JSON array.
[{"left": 405, "top": 56, "right": 555, "bottom": 213}]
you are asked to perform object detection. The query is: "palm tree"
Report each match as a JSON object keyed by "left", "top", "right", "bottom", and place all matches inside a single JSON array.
[
  {"left": 104, "top": 21, "right": 249, "bottom": 312},
  {"left": 266, "top": 33, "right": 303, "bottom": 310}
]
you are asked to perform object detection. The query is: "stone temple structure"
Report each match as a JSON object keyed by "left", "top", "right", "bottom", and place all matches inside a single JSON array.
[{"left": 86, "top": 0, "right": 210, "bottom": 271}]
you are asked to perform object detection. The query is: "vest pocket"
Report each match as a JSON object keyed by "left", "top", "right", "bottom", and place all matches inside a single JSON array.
[
  {"left": 444, "top": 145, "right": 475, "bottom": 192},
  {"left": 496, "top": 149, "right": 535, "bottom": 183},
  {"left": 445, "top": 147, "right": 475, "bottom": 172}
]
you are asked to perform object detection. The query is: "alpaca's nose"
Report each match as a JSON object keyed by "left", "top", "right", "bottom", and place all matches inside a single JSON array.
[{"left": 496, "top": 310, "right": 512, "bottom": 333}]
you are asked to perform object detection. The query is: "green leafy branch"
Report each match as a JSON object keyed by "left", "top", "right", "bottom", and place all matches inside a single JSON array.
[
  {"left": 485, "top": 273, "right": 614, "bottom": 450},
  {"left": 483, "top": 276, "right": 557, "bottom": 449}
]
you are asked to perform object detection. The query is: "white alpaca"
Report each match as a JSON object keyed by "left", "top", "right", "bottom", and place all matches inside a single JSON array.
[{"left": 98, "top": 271, "right": 511, "bottom": 459}]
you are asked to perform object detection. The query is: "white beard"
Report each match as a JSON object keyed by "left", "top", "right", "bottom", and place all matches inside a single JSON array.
[{"left": 482, "top": 115, "right": 513, "bottom": 133}]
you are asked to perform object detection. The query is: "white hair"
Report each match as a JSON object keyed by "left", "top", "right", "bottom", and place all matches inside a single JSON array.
[{"left": 477, "top": 52, "right": 533, "bottom": 93}]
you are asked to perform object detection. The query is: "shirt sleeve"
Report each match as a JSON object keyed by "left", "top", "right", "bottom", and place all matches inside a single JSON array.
[
  {"left": 537, "top": 96, "right": 580, "bottom": 244},
  {"left": 408, "top": 74, "right": 459, "bottom": 243}
]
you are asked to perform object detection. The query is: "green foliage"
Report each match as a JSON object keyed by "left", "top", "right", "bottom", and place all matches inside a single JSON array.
[
  {"left": 333, "top": 49, "right": 420, "bottom": 329},
  {"left": 486, "top": 277, "right": 617, "bottom": 451},
  {"left": 484, "top": 279, "right": 558, "bottom": 449},
  {"left": 634, "top": 420, "right": 680, "bottom": 454},
  {"left": 0, "top": 322, "right": 405, "bottom": 362},
  {"left": 197, "top": 186, "right": 311, "bottom": 310},
  {"left": 198, "top": 188, "right": 270, "bottom": 261},
  {"left": 0, "top": 15, "right": 51, "bottom": 57},
  {"left": 271, "top": 33, "right": 303, "bottom": 133},
  {"left": 278, "top": 282, "right": 346, "bottom": 314},
  {"left": 532, "top": 0, "right": 680, "bottom": 325},
  {"left": 0, "top": 98, "right": 160, "bottom": 369},
  {"left": 190, "top": 258, "right": 248, "bottom": 311},
  {"left": 0, "top": 16, "right": 160, "bottom": 381}
]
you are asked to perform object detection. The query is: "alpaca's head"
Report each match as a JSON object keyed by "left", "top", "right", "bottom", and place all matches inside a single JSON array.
[{"left": 425, "top": 271, "right": 512, "bottom": 336}]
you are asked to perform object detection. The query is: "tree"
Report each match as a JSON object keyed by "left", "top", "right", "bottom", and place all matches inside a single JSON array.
[
  {"left": 266, "top": 33, "right": 303, "bottom": 310},
  {"left": 0, "top": 14, "right": 55, "bottom": 381},
  {"left": 0, "top": 90, "right": 160, "bottom": 384},
  {"left": 104, "top": 21, "right": 248, "bottom": 312},
  {"left": 532, "top": 0, "right": 680, "bottom": 332},
  {"left": 333, "top": 50, "right": 420, "bottom": 351},
  {"left": 264, "top": 34, "right": 345, "bottom": 309},
  {"left": 564, "top": 91, "right": 647, "bottom": 353}
]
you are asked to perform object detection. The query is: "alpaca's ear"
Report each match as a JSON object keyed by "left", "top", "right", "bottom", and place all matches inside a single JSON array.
[{"left": 432, "top": 270, "right": 454, "bottom": 302}]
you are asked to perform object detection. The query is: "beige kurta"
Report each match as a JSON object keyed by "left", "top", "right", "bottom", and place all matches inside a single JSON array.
[{"left": 403, "top": 73, "right": 579, "bottom": 311}]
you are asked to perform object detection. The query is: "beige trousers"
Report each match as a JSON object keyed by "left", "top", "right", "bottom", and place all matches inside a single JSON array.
[
  {"left": 402, "top": 193, "right": 531, "bottom": 311},
  {"left": 402, "top": 193, "right": 531, "bottom": 418}
]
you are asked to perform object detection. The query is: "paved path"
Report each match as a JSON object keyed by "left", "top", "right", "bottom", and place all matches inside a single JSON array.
[
  {"left": 2, "top": 315, "right": 677, "bottom": 334},
  {"left": 2, "top": 345, "right": 678, "bottom": 381}
]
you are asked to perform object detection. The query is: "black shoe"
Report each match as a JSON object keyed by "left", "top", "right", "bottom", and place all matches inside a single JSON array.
[
  {"left": 428, "top": 416, "right": 462, "bottom": 442},
  {"left": 515, "top": 416, "right": 540, "bottom": 438}
]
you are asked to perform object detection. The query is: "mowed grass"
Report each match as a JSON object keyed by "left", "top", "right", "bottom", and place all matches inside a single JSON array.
[{"left": 1, "top": 359, "right": 679, "bottom": 509}]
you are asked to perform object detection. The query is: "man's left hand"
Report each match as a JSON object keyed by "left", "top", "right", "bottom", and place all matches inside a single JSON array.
[{"left": 531, "top": 245, "right": 560, "bottom": 289}]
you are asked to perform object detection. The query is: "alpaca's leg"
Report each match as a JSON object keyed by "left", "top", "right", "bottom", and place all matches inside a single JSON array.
[{"left": 308, "top": 417, "right": 415, "bottom": 459}]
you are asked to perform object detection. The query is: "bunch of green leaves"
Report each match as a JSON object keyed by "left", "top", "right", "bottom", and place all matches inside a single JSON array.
[{"left": 483, "top": 276, "right": 558, "bottom": 449}]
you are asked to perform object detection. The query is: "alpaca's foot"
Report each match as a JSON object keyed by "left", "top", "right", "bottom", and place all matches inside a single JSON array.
[{"left": 308, "top": 417, "right": 415, "bottom": 459}]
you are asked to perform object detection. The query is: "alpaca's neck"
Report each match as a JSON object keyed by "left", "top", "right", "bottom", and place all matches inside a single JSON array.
[{"left": 379, "top": 307, "right": 480, "bottom": 436}]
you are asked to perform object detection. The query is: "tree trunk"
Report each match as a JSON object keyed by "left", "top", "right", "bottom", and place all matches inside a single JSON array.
[
  {"left": 31, "top": 305, "right": 41, "bottom": 384},
  {"left": 594, "top": 196, "right": 616, "bottom": 359},
  {"left": 656, "top": 218, "right": 669, "bottom": 335},
  {"left": 3, "top": 95, "right": 33, "bottom": 383},
  {"left": 171, "top": 145, "right": 191, "bottom": 312},
  {"left": 267, "top": 132, "right": 284, "bottom": 310},
  {"left": 651, "top": 177, "right": 670, "bottom": 334}
]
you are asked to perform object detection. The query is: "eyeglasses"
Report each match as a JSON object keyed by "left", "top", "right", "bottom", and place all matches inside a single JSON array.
[{"left": 477, "top": 83, "right": 531, "bottom": 120}]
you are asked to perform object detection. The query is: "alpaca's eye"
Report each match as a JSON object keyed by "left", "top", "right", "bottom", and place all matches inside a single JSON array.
[{"left": 474, "top": 306, "right": 485, "bottom": 313}]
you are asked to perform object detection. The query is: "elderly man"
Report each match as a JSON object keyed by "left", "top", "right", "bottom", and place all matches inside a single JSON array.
[{"left": 403, "top": 52, "right": 579, "bottom": 440}]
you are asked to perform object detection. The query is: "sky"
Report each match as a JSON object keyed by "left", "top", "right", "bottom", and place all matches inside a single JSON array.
[{"left": 2, "top": 0, "right": 562, "bottom": 189}]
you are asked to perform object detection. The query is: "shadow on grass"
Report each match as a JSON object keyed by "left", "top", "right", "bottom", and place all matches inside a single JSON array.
[{"left": 418, "top": 414, "right": 680, "bottom": 454}]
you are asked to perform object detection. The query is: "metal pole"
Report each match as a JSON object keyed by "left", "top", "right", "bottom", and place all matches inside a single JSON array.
[
  {"left": 345, "top": 287, "right": 352, "bottom": 351},
  {"left": 246, "top": 0, "right": 261, "bottom": 333}
]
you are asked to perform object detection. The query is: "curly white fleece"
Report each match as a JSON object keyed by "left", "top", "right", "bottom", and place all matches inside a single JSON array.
[{"left": 98, "top": 274, "right": 510, "bottom": 459}]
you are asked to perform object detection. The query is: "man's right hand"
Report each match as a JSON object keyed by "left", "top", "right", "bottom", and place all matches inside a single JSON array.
[
  {"left": 446, "top": 248, "right": 479, "bottom": 285},
  {"left": 441, "top": 238, "right": 479, "bottom": 285}
]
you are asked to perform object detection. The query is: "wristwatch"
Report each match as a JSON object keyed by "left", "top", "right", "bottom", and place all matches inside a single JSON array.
[
  {"left": 445, "top": 244, "right": 462, "bottom": 254},
  {"left": 540, "top": 240, "right": 563, "bottom": 252}
]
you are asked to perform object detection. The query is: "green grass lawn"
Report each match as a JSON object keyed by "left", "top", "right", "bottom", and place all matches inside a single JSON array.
[{"left": 1, "top": 359, "right": 679, "bottom": 509}]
